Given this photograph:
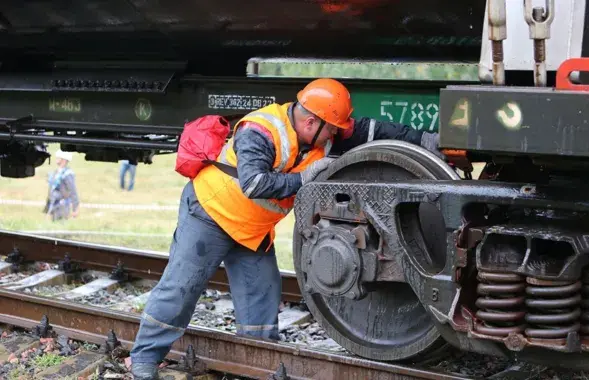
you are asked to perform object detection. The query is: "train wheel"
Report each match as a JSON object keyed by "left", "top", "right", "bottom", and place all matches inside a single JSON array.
[{"left": 293, "top": 141, "right": 460, "bottom": 361}]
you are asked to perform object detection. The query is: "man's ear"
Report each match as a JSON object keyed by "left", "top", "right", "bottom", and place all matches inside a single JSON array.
[{"left": 302, "top": 116, "right": 316, "bottom": 132}]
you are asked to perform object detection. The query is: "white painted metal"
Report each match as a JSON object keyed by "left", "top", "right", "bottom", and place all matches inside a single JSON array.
[{"left": 479, "top": 0, "right": 586, "bottom": 82}]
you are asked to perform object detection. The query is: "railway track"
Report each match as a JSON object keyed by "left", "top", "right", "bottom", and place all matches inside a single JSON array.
[
  {"left": 0, "top": 292, "right": 474, "bottom": 380},
  {"left": 0, "top": 229, "right": 555, "bottom": 379},
  {"left": 0, "top": 230, "right": 302, "bottom": 303}
]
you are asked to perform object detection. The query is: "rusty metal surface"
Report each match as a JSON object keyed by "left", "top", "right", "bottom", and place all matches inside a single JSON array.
[
  {"left": 475, "top": 271, "right": 526, "bottom": 337},
  {"left": 0, "top": 289, "right": 470, "bottom": 380},
  {"left": 0, "top": 230, "right": 302, "bottom": 302},
  {"left": 487, "top": 0, "right": 507, "bottom": 85}
]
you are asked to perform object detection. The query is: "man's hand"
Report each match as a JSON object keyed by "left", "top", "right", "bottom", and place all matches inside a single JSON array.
[
  {"left": 420, "top": 132, "right": 445, "bottom": 160},
  {"left": 301, "top": 157, "right": 336, "bottom": 185}
]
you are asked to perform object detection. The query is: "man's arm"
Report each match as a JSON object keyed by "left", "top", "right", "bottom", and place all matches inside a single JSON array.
[
  {"left": 331, "top": 117, "right": 437, "bottom": 156},
  {"left": 233, "top": 122, "right": 303, "bottom": 200}
]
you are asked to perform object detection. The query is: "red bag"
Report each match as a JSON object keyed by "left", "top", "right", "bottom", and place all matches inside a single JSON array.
[{"left": 175, "top": 115, "right": 231, "bottom": 179}]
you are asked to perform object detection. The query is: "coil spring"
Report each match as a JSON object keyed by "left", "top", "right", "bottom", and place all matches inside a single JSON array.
[
  {"left": 525, "top": 277, "right": 581, "bottom": 341},
  {"left": 581, "top": 269, "right": 589, "bottom": 337},
  {"left": 474, "top": 271, "right": 526, "bottom": 337}
]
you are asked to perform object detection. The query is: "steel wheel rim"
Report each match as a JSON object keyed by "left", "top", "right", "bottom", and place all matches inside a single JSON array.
[{"left": 293, "top": 141, "right": 458, "bottom": 361}]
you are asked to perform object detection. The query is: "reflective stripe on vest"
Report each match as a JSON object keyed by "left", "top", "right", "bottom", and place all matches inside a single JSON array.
[
  {"left": 252, "top": 198, "right": 292, "bottom": 215},
  {"left": 219, "top": 144, "right": 292, "bottom": 216},
  {"left": 246, "top": 111, "right": 291, "bottom": 172},
  {"left": 219, "top": 131, "right": 291, "bottom": 215}
]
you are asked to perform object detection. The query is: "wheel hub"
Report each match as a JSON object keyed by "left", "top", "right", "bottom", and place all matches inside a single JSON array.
[{"left": 301, "top": 221, "right": 366, "bottom": 300}]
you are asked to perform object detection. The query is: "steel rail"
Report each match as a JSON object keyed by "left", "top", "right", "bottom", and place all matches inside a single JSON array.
[
  {"left": 0, "top": 230, "right": 302, "bottom": 302},
  {"left": 0, "top": 289, "right": 470, "bottom": 380}
]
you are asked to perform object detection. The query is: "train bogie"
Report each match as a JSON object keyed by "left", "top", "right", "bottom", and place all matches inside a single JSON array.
[{"left": 292, "top": 139, "right": 589, "bottom": 369}]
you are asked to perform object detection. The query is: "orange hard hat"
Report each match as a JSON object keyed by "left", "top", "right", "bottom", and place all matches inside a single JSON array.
[{"left": 297, "top": 78, "right": 354, "bottom": 129}]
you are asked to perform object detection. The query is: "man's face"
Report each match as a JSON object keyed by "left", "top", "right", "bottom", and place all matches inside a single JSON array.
[
  {"left": 56, "top": 158, "right": 67, "bottom": 167},
  {"left": 300, "top": 116, "right": 338, "bottom": 147}
]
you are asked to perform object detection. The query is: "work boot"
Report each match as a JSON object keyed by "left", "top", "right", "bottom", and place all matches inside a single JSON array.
[{"left": 131, "top": 362, "right": 159, "bottom": 380}]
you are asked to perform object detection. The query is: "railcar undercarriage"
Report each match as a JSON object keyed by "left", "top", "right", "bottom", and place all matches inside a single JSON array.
[{"left": 293, "top": 139, "right": 589, "bottom": 370}]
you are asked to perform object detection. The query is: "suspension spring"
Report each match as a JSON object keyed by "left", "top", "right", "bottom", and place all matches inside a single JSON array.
[
  {"left": 581, "top": 269, "right": 589, "bottom": 337},
  {"left": 525, "top": 277, "right": 581, "bottom": 341},
  {"left": 475, "top": 271, "right": 526, "bottom": 337}
]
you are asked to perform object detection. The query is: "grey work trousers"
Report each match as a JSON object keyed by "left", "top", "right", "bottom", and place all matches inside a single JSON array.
[{"left": 130, "top": 182, "right": 282, "bottom": 364}]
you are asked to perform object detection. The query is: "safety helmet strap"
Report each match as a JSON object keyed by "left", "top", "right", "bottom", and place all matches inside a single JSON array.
[{"left": 310, "top": 119, "right": 326, "bottom": 148}]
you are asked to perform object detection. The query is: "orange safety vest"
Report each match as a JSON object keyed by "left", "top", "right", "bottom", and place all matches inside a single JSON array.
[{"left": 193, "top": 102, "right": 332, "bottom": 251}]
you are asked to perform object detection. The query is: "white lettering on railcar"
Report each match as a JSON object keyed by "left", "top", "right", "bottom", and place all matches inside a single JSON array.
[
  {"left": 380, "top": 100, "right": 439, "bottom": 131},
  {"left": 208, "top": 94, "right": 276, "bottom": 110}
]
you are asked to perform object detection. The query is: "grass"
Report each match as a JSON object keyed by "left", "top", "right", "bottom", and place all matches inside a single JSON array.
[
  {"left": 7, "top": 366, "right": 28, "bottom": 380},
  {"left": 32, "top": 353, "right": 66, "bottom": 369},
  {"left": 6, "top": 353, "right": 68, "bottom": 380},
  {"left": 0, "top": 144, "right": 297, "bottom": 270}
]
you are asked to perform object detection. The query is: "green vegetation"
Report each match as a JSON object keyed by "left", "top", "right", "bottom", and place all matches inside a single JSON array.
[
  {"left": 7, "top": 365, "right": 28, "bottom": 380},
  {"left": 0, "top": 144, "right": 296, "bottom": 270},
  {"left": 32, "top": 353, "right": 66, "bottom": 369}
]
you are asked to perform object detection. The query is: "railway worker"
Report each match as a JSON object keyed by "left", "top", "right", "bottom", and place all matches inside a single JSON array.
[
  {"left": 130, "top": 78, "right": 443, "bottom": 379},
  {"left": 44, "top": 149, "right": 80, "bottom": 221}
]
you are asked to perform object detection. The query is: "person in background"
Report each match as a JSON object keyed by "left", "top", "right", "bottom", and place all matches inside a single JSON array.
[
  {"left": 44, "top": 150, "right": 80, "bottom": 221},
  {"left": 120, "top": 159, "right": 137, "bottom": 191}
]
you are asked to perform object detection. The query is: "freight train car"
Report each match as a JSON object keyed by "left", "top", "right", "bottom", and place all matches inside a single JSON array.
[
  {"left": 0, "top": 0, "right": 484, "bottom": 175},
  {"left": 3, "top": 0, "right": 589, "bottom": 371}
]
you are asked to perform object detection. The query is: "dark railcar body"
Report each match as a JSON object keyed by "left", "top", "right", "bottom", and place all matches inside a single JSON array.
[{"left": 0, "top": 1, "right": 484, "bottom": 74}]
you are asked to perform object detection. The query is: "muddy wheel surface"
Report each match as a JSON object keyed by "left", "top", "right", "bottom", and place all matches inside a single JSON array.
[{"left": 293, "top": 141, "right": 460, "bottom": 361}]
